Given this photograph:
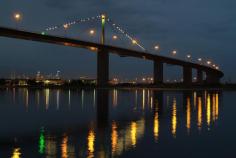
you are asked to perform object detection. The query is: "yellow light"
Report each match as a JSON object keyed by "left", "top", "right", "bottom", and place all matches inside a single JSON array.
[
  {"left": 216, "top": 66, "right": 219, "bottom": 70},
  {"left": 207, "top": 61, "right": 211, "bottom": 65},
  {"left": 130, "top": 122, "right": 137, "bottom": 147},
  {"left": 172, "top": 98, "right": 177, "bottom": 137},
  {"left": 112, "top": 35, "right": 118, "bottom": 40},
  {"left": 14, "top": 13, "right": 21, "bottom": 21},
  {"left": 215, "top": 93, "right": 219, "bottom": 120},
  {"left": 89, "top": 29, "right": 95, "bottom": 35},
  {"left": 197, "top": 97, "right": 202, "bottom": 131},
  {"left": 101, "top": 14, "right": 106, "bottom": 19},
  {"left": 11, "top": 148, "right": 21, "bottom": 158},
  {"left": 132, "top": 39, "right": 137, "bottom": 44},
  {"left": 212, "top": 94, "right": 216, "bottom": 121},
  {"left": 88, "top": 130, "right": 95, "bottom": 155},
  {"left": 153, "top": 112, "right": 159, "bottom": 141},
  {"left": 207, "top": 94, "right": 211, "bottom": 127}
]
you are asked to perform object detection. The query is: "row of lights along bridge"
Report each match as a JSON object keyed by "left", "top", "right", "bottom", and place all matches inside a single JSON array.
[{"left": 12, "top": 12, "right": 219, "bottom": 70}]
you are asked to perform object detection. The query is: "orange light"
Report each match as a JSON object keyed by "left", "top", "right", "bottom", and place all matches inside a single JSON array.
[
  {"left": 112, "top": 35, "right": 118, "bottom": 40},
  {"left": 14, "top": 13, "right": 21, "bottom": 21}
]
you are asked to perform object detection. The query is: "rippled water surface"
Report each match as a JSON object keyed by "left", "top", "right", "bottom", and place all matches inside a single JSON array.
[{"left": 0, "top": 88, "right": 235, "bottom": 158}]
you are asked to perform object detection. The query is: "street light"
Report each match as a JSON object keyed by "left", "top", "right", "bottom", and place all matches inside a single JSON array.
[
  {"left": 63, "top": 24, "right": 69, "bottom": 29},
  {"left": 154, "top": 45, "right": 160, "bottom": 50},
  {"left": 172, "top": 50, "right": 177, "bottom": 56},
  {"left": 112, "top": 35, "right": 118, "bottom": 40},
  {"left": 89, "top": 29, "right": 95, "bottom": 35},
  {"left": 198, "top": 58, "right": 202, "bottom": 62},
  {"left": 207, "top": 60, "right": 211, "bottom": 65},
  {"left": 14, "top": 13, "right": 21, "bottom": 21},
  {"left": 13, "top": 12, "right": 22, "bottom": 28},
  {"left": 132, "top": 39, "right": 137, "bottom": 44},
  {"left": 186, "top": 54, "right": 191, "bottom": 59},
  {"left": 63, "top": 24, "right": 69, "bottom": 36}
]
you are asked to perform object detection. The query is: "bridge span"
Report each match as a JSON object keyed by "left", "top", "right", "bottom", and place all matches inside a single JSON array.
[{"left": 0, "top": 27, "right": 223, "bottom": 86}]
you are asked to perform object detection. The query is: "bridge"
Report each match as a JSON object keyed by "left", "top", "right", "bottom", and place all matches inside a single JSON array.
[{"left": 0, "top": 14, "right": 223, "bottom": 86}]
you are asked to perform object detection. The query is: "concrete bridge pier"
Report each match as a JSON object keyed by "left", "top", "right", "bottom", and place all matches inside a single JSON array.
[
  {"left": 196, "top": 69, "right": 203, "bottom": 84},
  {"left": 153, "top": 60, "right": 164, "bottom": 85},
  {"left": 206, "top": 71, "right": 220, "bottom": 84},
  {"left": 97, "top": 49, "right": 109, "bottom": 87},
  {"left": 183, "top": 66, "right": 192, "bottom": 85}
]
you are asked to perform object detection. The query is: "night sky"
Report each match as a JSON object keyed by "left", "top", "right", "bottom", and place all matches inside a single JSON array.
[{"left": 0, "top": 0, "right": 235, "bottom": 81}]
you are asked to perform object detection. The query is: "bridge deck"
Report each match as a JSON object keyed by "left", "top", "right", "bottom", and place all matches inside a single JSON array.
[{"left": 0, "top": 27, "right": 223, "bottom": 78}]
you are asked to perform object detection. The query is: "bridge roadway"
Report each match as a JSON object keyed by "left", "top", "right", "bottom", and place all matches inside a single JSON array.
[{"left": 0, "top": 26, "right": 224, "bottom": 86}]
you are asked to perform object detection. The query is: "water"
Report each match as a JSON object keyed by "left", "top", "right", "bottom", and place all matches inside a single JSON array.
[{"left": 0, "top": 88, "right": 235, "bottom": 158}]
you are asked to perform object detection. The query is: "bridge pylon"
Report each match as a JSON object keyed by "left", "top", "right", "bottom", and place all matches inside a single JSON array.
[
  {"left": 153, "top": 60, "right": 164, "bottom": 85},
  {"left": 183, "top": 66, "right": 192, "bottom": 85},
  {"left": 196, "top": 69, "right": 203, "bottom": 84},
  {"left": 97, "top": 14, "right": 109, "bottom": 87}
]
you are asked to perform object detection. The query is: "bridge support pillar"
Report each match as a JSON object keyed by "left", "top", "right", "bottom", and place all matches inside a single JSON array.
[
  {"left": 183, "top": 66, "right": 192, "bottom": 85},
  {"left": 206, "top": 72, "right": 220, "bottom": 84},
  {"left": 196, "top": 69, "right": 203, "bottom": 84},
  {"left": 153, "top": 60, "right": 163, "bottom": 85},
  {"left": 97, "top": 49, "right": 109, "bottom": 87}
]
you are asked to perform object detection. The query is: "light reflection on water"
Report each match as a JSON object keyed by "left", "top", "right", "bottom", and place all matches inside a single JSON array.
[{"left": 0, "top": 88, "right": 224, "bottom": 157}]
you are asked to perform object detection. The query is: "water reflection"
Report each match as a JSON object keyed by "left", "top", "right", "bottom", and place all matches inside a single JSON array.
[
  {"left": 1, "top": 89, "right": 222, "bottom": 158},
  {"left": 11, "top": 148, "right": 21, "bottom": 158},
  {"left": 45, "top": 89, "right": 50, "bottom": 110},
  {"left": 153, "top": 112, "right": 159, "bottom": 141},
  {"left": 186, "top": 96, "right": 191, "bottom": 133},
  {"left": 111, "top": 122, "right": 118, "bottom": 155},
  {"left": 87, "top": 129, "right": 95, "bottom": 158},
  {"left": 197, "top": 96, "right": 202, "bottom": 131},
  {"left": 207, "top": 94, "right": 211, "bottom": 127},
  {"left": 172, "top": 98, "right": 177, "bottom": 137},
  {"left": 39, "top": 128, "right": 46, "bottom": 154}
]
